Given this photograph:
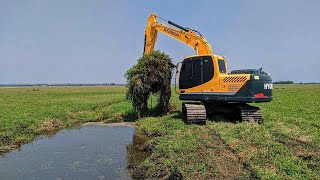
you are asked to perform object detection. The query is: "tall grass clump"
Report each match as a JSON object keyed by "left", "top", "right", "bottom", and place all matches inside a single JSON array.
[{"left": 125, "top": 50, "right": 174, "bottom": 117}]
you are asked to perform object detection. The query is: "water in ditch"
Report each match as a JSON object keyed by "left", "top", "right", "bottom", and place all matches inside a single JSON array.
[{"left": 0, "top": 123, "right": 149, "bottom": 180}]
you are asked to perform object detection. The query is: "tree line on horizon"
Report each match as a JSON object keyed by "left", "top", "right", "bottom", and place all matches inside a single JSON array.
[{"left": 0, "top": 83, "right": 126, "bottom": 87}]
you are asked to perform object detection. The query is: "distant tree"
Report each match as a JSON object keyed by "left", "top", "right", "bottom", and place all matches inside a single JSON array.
[{"left": 274, "top": 81, "right": 294, "bottom": 84}]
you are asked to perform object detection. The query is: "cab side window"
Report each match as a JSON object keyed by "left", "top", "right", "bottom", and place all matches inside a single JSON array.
[
  {"left": 218, "top": 59, "right": 226, "bottom": 73},
  {"left": 203, "top": 57, "right": 214, "bottom": 83},
  {"left": 191, "top": 60, "right": 202, "bottom": 87}
]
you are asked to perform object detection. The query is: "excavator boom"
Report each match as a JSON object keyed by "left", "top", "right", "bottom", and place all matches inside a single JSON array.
[{"left": 144, "top": 13, "right": 213, "bottom": 55}]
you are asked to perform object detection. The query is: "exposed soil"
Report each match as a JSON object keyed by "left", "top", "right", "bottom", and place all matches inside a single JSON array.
[
  {"left": 204, "top": 126, "right": 255, "bottom": 179},
  {"left": 127, "top": 134, "right": 151, "bottom": 175}
]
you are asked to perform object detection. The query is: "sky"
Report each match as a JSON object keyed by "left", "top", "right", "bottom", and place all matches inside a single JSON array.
[{"left": 0, "top": 0, "right": 319, "bottom": 84}]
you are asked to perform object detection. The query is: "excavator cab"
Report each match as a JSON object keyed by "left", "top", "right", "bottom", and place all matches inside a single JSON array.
[
  {"left": 178, "top": 54, "right": 273, "bottom": 103},
  {"left": 178, "top": 55, "right": 227, "bottom": 94}
]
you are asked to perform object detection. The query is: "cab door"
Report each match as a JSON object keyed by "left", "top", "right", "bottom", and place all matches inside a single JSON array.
[
  {"left": 202, "top": 56, "right": 219, "bottom": 93},
  {"left": 179, "top": 57, "right": 203, "bottom": 92}
]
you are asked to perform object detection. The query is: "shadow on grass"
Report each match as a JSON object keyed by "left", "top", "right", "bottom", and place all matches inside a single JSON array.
[
  {"left": 122, "top": 111, "right": 138, "bottom": 122},
  {"left": 121, "top": 106, "right": 240, "bottom": 125},
  {"left": 207, "top": 113, "right": 238, "bottom": 124},
  {"left": 171, "top": 112, "right": 182, "bottom": 119},
  {"left": 122, "top": 106, "right": 172, "bottom": 123}
]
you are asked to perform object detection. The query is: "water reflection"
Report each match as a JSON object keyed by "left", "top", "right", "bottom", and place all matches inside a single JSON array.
[{"left": 126, "top": 134, "right": 150, "bottom": 168}]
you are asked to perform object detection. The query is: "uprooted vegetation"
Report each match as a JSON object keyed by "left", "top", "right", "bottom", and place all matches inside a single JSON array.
[{"left": 125, "top": 50, "right": 174, "bottom": 117}]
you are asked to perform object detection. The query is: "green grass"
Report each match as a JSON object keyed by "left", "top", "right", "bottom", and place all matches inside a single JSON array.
[
  {"left": 0, "top": 86, "right": 128, "bottom": 150},
  {"left": 135, "top": 84, "right": 320, "bottom": 179},
  {"left": 211, "top": 84, "right": 320, "bottom": 179},
  {"left": 1, "top": 85, "right": 319, "bottom": 179}
]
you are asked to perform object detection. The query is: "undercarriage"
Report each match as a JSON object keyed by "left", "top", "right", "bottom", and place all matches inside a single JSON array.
[{"left": 182, "top": 102, "right": 262, "bottom": 124}]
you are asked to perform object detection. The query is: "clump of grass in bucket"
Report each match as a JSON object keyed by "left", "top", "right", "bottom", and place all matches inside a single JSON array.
[{"left": 125, "top": 50, "right": 174, "bottom": 118}]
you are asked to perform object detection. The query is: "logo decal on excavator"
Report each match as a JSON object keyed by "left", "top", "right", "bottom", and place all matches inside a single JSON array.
[
  {"left": 264, "top": 83, "right": 273, "bottom": 89},
  {"left": 164, "top": 28, "right": 180, "bottom": 37}
]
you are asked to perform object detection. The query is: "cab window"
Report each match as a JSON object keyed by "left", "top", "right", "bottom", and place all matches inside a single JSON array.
[
  {"left": 203, "top": 57, "right": 214, "bottom": 83},
  {"left": 179, "top": 58, "right": 202, "bottom": 89},
  {"left": 179, "top": 56, "right": 214, "bottom": 89},
  {"left": 218, "top": 59, "right": 226, "bottom": 73}
]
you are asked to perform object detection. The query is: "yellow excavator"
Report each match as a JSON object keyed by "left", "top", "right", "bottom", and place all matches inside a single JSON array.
[{"left": 144, "top": 13, "right": 273, "bottom": 124}]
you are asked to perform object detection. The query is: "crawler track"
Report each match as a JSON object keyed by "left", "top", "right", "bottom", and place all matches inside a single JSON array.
[
  {"left": 182, "top": 102, "right": 262, "bottom": 124},
  {"left": 182, "top": 103, "right": 207, "bottom": 124},
  {"left": 237, "top": 104, "right": 263, "bottom": 124}
]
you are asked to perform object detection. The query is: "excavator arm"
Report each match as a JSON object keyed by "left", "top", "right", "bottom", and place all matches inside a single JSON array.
[{"left": 144, "top": 13, "right": 213, "bottom": 55}]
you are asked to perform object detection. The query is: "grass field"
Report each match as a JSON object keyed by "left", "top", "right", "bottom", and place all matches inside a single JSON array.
[
  {"left": 0, "top": 85, "right": 319, "bottom": 179},
  {"left": 0, "top": 86, "right": 128, "bottom": 153}
]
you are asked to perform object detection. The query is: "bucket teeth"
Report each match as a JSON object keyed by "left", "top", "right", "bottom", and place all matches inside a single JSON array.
[{"left": 182, "top": 103, "right": 207, "bottom": 124}]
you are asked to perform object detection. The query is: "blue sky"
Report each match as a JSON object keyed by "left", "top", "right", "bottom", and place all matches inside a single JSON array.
[{"left": 0, "top": 0, "right": 319, "bottom": 84}]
